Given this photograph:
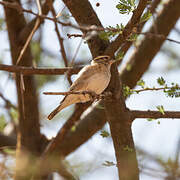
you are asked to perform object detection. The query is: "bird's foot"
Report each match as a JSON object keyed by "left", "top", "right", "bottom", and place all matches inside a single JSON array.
[{"left": 82, "top": 91, "right": 99, "bottom": 101}]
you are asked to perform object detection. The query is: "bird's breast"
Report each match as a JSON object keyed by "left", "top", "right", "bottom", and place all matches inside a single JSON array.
[{"left": 86, "top": 68, "right": 111, "bottom": 94}]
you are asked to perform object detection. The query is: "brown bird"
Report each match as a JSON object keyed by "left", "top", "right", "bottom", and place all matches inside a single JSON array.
[{"left": 48, "top": 55, "right": 116, "bottom": 120}]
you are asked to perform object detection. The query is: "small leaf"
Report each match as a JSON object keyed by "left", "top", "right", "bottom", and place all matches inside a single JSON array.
[
  {"left": 147, "top": 118, "right": 155, "bottom": 121},
  {"left": 123, "top": 145, "right": 133, "bottom": 152},
  {"left": 0, "top": 115, "right": 6, "bottom": 131},
  {"left": 116, "top": 50, "right": 124, "bottom": 60},
  {"left": 127, "top": 33, "right": 138, "bottom": 41},
  {"left": 96, "top": 104, "right": 105, "bottom": 109},
  {"left": 157, "top": 77, "right": 166, "bottom": 86},
  {"left": 3, "top": 148, "right": 16, "bottom": 155},
  {"left": 123, "top": 85, "right": 133, "bottom": 97},
  {"left": 156, "top": 105, "right": 165, "bottom": 115},
  {"left": 116, "top": 0, "right": 136, "bottom": 14},
  {"left": 99, "top": 31, "right": 109, "bottom": 41},
  {"left": 100, "top": 130, "right": 110, "bottom": 138},
  {"left": 71, "top": 125, "right": 76, "bottom": 132},
  {"left": 137, "top": 79, "right": 145, "bottom": 88},
  {"left": 102, "top": 161, "right": 116, "bottom": 167},
  {"left": 140, "top": 10, "right": 152, "bottom": 23},
  {"left": 126, "top": 64, "right": 132, "bottom": 71}
]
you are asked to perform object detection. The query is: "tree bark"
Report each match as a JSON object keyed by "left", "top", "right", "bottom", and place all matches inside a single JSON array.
[{"left": 3, "top": 0, "right": 47, "bottom": 179}]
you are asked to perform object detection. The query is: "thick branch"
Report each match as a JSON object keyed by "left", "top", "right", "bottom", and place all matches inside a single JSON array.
[
  {"left": 0, "top": 133, "right": 16, "bottom": 148},
  {"left": 104, "top": 66, "right": 139, "bottom": 179},
  {"left": 56, "top": 0, "right": 180, "bottom": 156},
  {"left": 0, "top": 64, "right": 81, "bottom": 75}
]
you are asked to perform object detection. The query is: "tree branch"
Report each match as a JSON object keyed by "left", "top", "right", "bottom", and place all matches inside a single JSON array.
[
  {"left": 105, "top": 0, "right": 148, "bottom": 56},
  {"left": 121, "top": 0, "right": 180, "bottom": 88},
  {"left": 0, "top": 133, "right": 16, "bottom": 148},
  {"left": 0, "top": 64, "right": 81, "bottom": 75},
  {"left": 55, "top": 0, "right": 180, "bottom": 157},
  {"left": 131, "top": 110, "right": 180, "bottom": 119},
  {"left": 62, "top": 0, "right": 109, "bottom": 57}
]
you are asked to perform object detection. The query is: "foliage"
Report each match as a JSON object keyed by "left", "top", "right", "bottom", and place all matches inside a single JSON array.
[
  {"left": 100, "top": 130, "right": 110, "bottom": 138},
  {"left": 156, "top": 105, "right": 165, "bottom": 115},
  {"left": 0, "top": 115, "right": 6, "bottom": 132},
  {"left": 116, "top": 0, "right": 136, "bottom": 14},
  {"left": 140, "top": 10, "right": 152, "bottom": 23},
  {"left": 137, "top": 79, "right": 145, "bottom": 88},
  {"left": 123, "top": 77, "right": 180, "bottom": 98},
  {"left": 123, "top": 145, "right": 133, "bottom": 152},
  {"left": 99, "top": 24, "right": 124, "bottom": 41},
  {"left": 102, "top": 161, "right": 116, "bottom": 167}
]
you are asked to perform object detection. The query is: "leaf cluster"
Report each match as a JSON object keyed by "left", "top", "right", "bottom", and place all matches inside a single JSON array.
[
  {"left": 157, "top": 77, "right": 180, "bottom": 98},
  {"left": 99, "top": 24, "right": 124, "bottom": 41},
  {"left": 116, "top": 0, "right": 136, "bottom": 14}
]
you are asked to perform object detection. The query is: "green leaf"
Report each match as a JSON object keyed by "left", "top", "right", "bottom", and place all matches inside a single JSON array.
[
  {"left": 71, "top": 125, "right": 76, "bottom": 132},
  {"left": 140, "top": 10, "right": 152, "bottom": 23},
  {"left": 126, "top": 64, "right": 132, "bottom": 71},
  {"left": 3, "top": 148, "right": 16, "bottom": 155},
  {"left": 10, "top": 108, "right": 18, "bottom": 124},
  {"left": 116, "top": 0, "right": 136, "bottom": 14},
  {"left": 123, "top": 145, "right": 133, "bottom": 152},
  {"left": 147, "top": 118, "right": 155, "bottom": 121},
  {"left": 165, "top": 83, "right": 180, "bottom": 98},
  {"left": 156, "top": 105, "right": 165, "bottom": 115},
  {"left": 123, "top": 85, "right": 133, "bottom": 97},
  {"left": 116, "top": 50, "right": 124, "bottom": 60},
  {"left": 102, "top": 161, "right": 116, "bottom": 167},
  {"left": 0, "top": 115, "right": 6, "bottom": 131},
  {"left": 157, "top": 77, "right": 166, "bottom": 86},
  {"left": 95, "top": 104, "right": 105, "bottom": 109},
  {"left": 100, "top": 130, "right": 110, "bottom": 138},
  {"left": 137, "top": 79, "right": 145, "bottom": 88},
  {"left": 127, "top": 33, "right": 138, "bottom": 41},
  {"left": 99, "top": 31, "right": 109, "bottom": 41}
]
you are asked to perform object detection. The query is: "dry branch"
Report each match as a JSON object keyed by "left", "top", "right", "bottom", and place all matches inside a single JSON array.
[
  {"left": 0, "top": 64, "right": 81, "bottom": 75},
  {"left": 131, "top": 110, "right": 180, "bottom": 119}
]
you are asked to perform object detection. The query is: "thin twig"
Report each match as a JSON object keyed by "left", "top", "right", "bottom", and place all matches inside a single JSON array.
[
  {"left": 133, "top": 86, "right": 179, "bottom": 93},
  {"left": 50, "top": 3, "right": 72, "bottom": 84},
  {"left": 131, "top": 110, "right": 180, "bottom": 119},
  {"left": 43, "top": 90, "right": 99, "bottom": 99},
  {"left": 16, "top": 0, "right": 42, "bottom": 65},
  {"left": 50, "top": 4, "right": 68, "bottom": 67},
  {"left": 1, "top": 1, "right": 179, "bottom": 46},
  {"left": 137, "top": 32, "right": 180, "bottom": 44},
  {"left": 56, "top": 6, "right": 66, "bottom": 18},
  {"left": 67, "top": 33, "right": 83, "bottom": 38},
  {"left": 0, "top": 92, "right": 17, "bottom": 110}
]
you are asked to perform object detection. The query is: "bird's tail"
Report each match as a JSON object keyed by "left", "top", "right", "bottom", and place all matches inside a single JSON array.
[{"left": 48, "top": 105, "right": 63, "bottom": 120}]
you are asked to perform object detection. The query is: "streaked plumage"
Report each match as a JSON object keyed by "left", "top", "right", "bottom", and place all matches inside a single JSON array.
[{"left": 48, "top": 55, "right": 116, "bottom": 120}]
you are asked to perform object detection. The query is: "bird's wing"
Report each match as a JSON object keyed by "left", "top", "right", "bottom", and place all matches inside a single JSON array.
[{"left": 70, "top": 65, "right": 97, "bottom": 91}]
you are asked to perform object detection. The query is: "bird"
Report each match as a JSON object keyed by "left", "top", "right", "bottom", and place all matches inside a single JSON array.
[{"left": 47, "top": 55, "right": 117, "bottom": 120}]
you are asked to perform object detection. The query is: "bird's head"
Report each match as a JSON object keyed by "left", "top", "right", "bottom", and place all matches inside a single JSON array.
[{"left": 91, "top": 55, "right": 117, "bottom": 65}]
